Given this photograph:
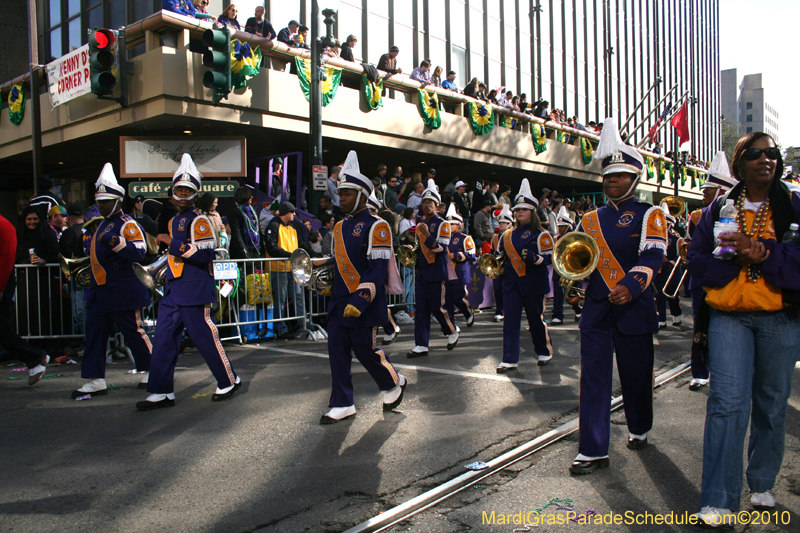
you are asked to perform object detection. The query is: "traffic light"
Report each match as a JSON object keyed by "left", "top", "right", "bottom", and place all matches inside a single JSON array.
[
  {"left": 89, "top": 29, "right": 117, "bottom": 96},
  {"left": 202, "top": 27, "right": 231, "bottom": 104}
]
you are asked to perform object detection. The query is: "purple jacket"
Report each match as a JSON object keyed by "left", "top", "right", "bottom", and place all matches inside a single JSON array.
[{"left": 164, "top": 207, "right": 218, "bottom": 306}]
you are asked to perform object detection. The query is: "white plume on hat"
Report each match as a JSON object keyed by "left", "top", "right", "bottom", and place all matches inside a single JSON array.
[
  {"left": 495, "top": 204, "right": 513, "bottom": 224},
  {"left": 661, "top": 202, "right": 676, "bottom": 225},
  {"left": 595, "top": 117, "right": 644, "bottom": 178},
  {"left": 445, "top": 202, "right": 462, "bottom": 223},
  {"left": 513, "top": 178, "right": 538, "bottom": 211},
  {"left": 595, "top": 118, "right": 626, "bottom": 161},
  {"left": 556, "top": 205, "right": 574, "bottom": 227},
  {"left": 173, "top": 153, "right": 202, "bottom": 191},
  {"left": 95, "top": 163, "right": 125, "bottom": 200},
  {"left": 366, "top": 190, "right": 381, "bottom": 211},
  {"left": 421, "top": 178, "right": 441, "bottom": 204},
  {"left": 337, "top": 150, "right": 374, "bottom": 195},
  {"left": 703, "top": 151, "right": 737, "bottom": 190}
]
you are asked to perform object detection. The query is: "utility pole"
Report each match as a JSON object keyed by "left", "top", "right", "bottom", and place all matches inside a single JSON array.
[{"left": 27, "top": 0, "right": 43, "bottom": 192}]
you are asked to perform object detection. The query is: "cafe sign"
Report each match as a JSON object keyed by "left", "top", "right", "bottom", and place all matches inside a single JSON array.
[
  {"left": 129, "top": 180, "right": 240, "bottom": 198},
  {"left": 120, "top": 136, "right": 246, "bottom": 178}
]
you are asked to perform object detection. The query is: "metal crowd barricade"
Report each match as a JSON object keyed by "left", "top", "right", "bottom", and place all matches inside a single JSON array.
[{"left": 13, "top": 263, "right": 84, "bottom": 340}]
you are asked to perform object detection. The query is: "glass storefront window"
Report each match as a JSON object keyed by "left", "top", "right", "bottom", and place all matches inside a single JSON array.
[
  {"left": 429, "top": 36, "right": 446, "bottom": 70},
  {"left": 504, "top": 25, "right": 516, "bottom": 67},
  {"left": 68, "top": 0, "right": 81, "bottom": 17},
  {"left": 487, "top": 18, "right": 500, "bottom": 61},
  {"left": 369, "top": 0, "right": 390, "bottom": 18},
  {"left": 271, "top": 4, "right": 301, "bottom": 29},
  {"left": 394, "top": 23, "right": 414, "bottom": 73},
  {"left": 505, "top": 65, "right": 517, "bottom": 92},
  {"left": 87, "top": 6, "right": 102, "bottom": 35},
  {"left": 394, "top": 0, "right": 413, "bottom": 26},
  {"left": 486, "top": 0, "right": 499, "bottom": 19},
  {"left": 110, "top": 0, "right": 126, "bottom": 29},
  {"left": 133, "top": 0, "right": 153, "bottom": 23},
  {"left": 488, "top": 58, "right": 501, "bottom": 89}
]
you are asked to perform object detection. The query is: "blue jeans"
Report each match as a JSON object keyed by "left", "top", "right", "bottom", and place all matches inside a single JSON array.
[
  {"left": 402, "top": 266, "right": 415, "bottom": 314},
  {"left": 701, "top": 308, "right": 800, "bottom": 511},
  {"left": 270, "top": 272, "right": 305, "bottom": 336}
]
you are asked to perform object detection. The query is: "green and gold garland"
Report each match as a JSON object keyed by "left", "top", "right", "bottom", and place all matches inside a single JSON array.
[
  {"left": 646, "top": 157, "right": 656, "bottom": 180},
  {"left": 231, "top": 39, "right": 262, "bottom": 88},
  {"left": 531, "top": 123, "right": 547, "bottom": 154},
  {"left": 467, "top": 102, "right": 494, "bottom": 135},
  {"left": 362, "top": 74, "right": 384, "bottom": 110},
  {"left": 658, "top": 161, "right": 667, "bottom": 184},
  {"left": 416, "top": 88, "right": 440, "bottom": 129},
  {"left": 8, "top": 84, "right": 25, "bottom": 125},
  {"left": 580, "top": 137, "right": 593, "bottom": 165},
  {"left": 499, "top": 114, "right": 518, "bottom": 129},
  {"left": 296, "top": 57, "right": 342, "bottom": 107}
]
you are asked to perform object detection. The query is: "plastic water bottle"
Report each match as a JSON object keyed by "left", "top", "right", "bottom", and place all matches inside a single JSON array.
[
  {"left": 782, "top": 223, "right": 800, "bottom": 247},
  {"left": 713, "top": 199, "right": 738, "bottom": 259},
  {"left": 719, "top": 199, "right": 736, "bottom": 225}
]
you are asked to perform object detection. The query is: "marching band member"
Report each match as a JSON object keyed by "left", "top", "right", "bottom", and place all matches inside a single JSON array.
[
  {"left": 137, "top": 154, "right": 240, "bottom": 410},
  {"left": 445, "top": 203, "right": 476, "bottom": 327},
  {"left": 72, "top": 164, "right": 152, "bottom": 398},
  {"left": 491, "top": 205, "right": 513, "bottom": 322},
  {"left": 407, "top": 180, "right": 459, "bottom": 357},
  {"left": 366, "top": 191, "right": 401, "bottom": 346},
  {"left": 550, "top": 206, "right": 582, "bottom": 324},
  {"left": 496, "top": 179, "right": 555, "bottom": 372},
  {"left": 685, "top": 151, "right": 736, "bottom": 391},
  {"left": 568, "top": 118, "right": 666, "bottom": 475},
  {"left": 321, "top": 151, "right": 406, "bottom": 424},
  {"left": 654, "top": 203, "right": 684, "bottom": 328}
]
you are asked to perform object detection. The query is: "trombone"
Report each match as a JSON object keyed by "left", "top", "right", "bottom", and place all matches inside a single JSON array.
[
  {"left": 551, "top": 232, "right": 600, "bottom": 301},
  {"left": 478, "top": 252, "right": 506, "bottom": 279},
  {"left": 664, "top": 241, "right": 689, "bottom": 299}
]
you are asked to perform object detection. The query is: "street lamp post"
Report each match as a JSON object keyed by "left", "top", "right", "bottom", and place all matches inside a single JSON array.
[{"left": 309, "top": 3, "right": 338, "bottom": 194}]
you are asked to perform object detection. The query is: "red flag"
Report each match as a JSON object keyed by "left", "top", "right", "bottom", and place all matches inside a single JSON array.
[
  {"left": 670, "top": 102, "right": 690, "bottom": 147},
  {"left": 648, "top": 123, "right": 659, "bottom": 146}
]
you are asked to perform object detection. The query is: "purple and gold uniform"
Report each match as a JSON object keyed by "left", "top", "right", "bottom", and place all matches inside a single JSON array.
[
  {"left": 490, "top": 232, "right": 505, "bottom": 317},
  {"left": 445, "top": 204, "right": 476, "bottom": 325},
  {"left": 77, "top": 164, "right": 152, "bottom": 392}
]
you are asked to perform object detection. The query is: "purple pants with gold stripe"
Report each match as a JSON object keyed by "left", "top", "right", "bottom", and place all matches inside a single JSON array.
[
  {"left": 82, "top": 303, "right": 152, "bottom": 379},
  {"left": 578, "top": 318, "right": 655, "bottom": 457},
  {"left": 147, "top": 297, "right": 237, "bottom": 394},
  {"left": 502, "top": 288, "right": 551, "bottom": 363},
  {"left": 328, "top": 312, "right": 400, "bottom": 408},
  {"left": 414, "top": 278, "right": 457, "bottom": 347},
  {"left": 447, "top": 280, "right": 473, "bottom": 321}
]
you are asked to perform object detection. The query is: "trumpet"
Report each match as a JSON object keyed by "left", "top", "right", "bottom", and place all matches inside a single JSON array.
[
  {"left": 478, "top": 252, "right": 506, "bottom": 279},
  {"left": 664, "top": 241, "right": 689, "bottom": 299},
  {"left": 59, "top": 254, "right": 92, "bottom": 288},
  {"left": 133, "top": 252, "right": 169, "bottom": 290},
  {"left": 290, "top": 248, "right": 334, "bottom": 293},
  {"left": 397, "top": 244, "right": 418, "bottom": 267},
  {"left": 552, "top": 232, "right": 600, "bottom": 301}
]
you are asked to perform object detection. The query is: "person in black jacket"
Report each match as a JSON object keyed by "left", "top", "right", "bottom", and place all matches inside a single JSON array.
[
  {"left": 59, "top": 203, "right": 86, "bottom": 259},
  {"left": 228, "top": 186, "right": 262, "bottom": 260},
  {"left": 264, "top": 202, "right": 312, "bottom": 340}
]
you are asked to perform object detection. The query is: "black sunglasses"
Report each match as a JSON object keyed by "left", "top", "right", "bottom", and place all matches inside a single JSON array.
[{"left": 742, "top": 147, "right": 780, "bottom": 161}]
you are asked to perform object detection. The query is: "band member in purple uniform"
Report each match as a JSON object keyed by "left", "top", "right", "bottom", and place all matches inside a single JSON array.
[
  {"left": 550, "top": 206, "right": 582, "bottom": 324},
  {"left": 490, "top": 205, "right": 513, "bottom": 322},
  {"left": 137, "top": 154, "right": 240, "bottom": 410},
  {"left": 445, "top": 203, "right": 476, "bottom": 327}
]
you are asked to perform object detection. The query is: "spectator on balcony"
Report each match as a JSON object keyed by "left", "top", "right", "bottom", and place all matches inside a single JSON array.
[
  {"left": 430, "top": 66, "right": 443, "bottom": 87},
  {"left": 463, "top": 77, "right": 480, "bottom": 98},
  {"left": 277, "top": 20, "right": 300, "bottom": 46},
  {"left": 406, "top": 182, "right": 425, "bottom": 214},
  {"left": 294, "top": 25, "right": 310, "bottom": 49},
  {"left": 518, "top": 93, "right": 530, "bottom": 113},
  {"left": 510, "top": 95, "right": 521, "bottom": 113},
  {"left": 217, "top": 4, "right": 241, "bottom": 30},
  {"left": 476, "top": 83, "right": 489, "bottom": 102},
  {"left": 442, "top": 71, "right": 458, "bottom": 91},
  {"left": 341, "top": 35, "right": 357, "bottom": 62},
  {"left": 245, "top": 6, "right": 276, "bottom": 40},
  {"left": 410, "top": 60, "right": 432, "bottom": 86},
  {"left": 378, "top": 46, "right": 402, "bottom": 75},
  {"left": 191, "top": 0, "right": 216, "bottom": 21},
  {"left": 316, "top": 195, "right": 343, "bottom": 223},
  {"left": 485, "top": 89, "right": 498, "bottom": 105},
  {"left": 163, "top": 0, "right": 200, "bottom": 18},
  {"left": 532, "top": 100, "right": 550, "bottom": 120},
  {"left": 498, "top": 90, "right": 513, "bottom": 108}
]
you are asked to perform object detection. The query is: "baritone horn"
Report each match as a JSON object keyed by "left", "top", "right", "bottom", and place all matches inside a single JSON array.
[
  {"left": 290, "top": 248, "right": 334, "bottom": 293},
  {"left": 664, "top": 241, "right": 689, "bottom": 299},
  {"left": 133, "top": 252, "right": 169, "bottom": 290},
  {"left": 397, "top": 244, "right": 418, "bottom": 267},
  {"left": 662, "top": 195, "right": 686, "bottom": 218},
  {"left": 552, "top": 232, "right": 600, "bottom": 301},
  {"left": 478, "top": 253, "right": 506, "bottom": 279},
  {"left": 59, "top": 254, "right": 92, "bottom": 288}
]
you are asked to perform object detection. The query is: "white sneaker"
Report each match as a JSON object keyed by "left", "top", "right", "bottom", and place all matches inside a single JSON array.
[
  {"left": 72, "top": 378, "right": 109, "bottom": 398},
  {"left": 496, "top": 362, "right": 518, "bottom": 373},
  {"left": 658, "top": 321, "right": 667, "bottom": 327},
  {"left": 27, "top": 355, "right": 50, "bottom": 385},
  {"left": 382, "top": 330, "right": 398, "bottom": 345},
  {"left": 447, "top": 330, "right": 459, "bottom": 350},
  {"left": 673, "top": 316, "right": 682, "bottom": 325},
  {"left": 394, "top": 311, "right": 414, "bottom": 324},
  {"left": 693, "top": 506, "right": 735, "bottom": 528},
  {"left": 383, "top": 375, "right": 407, "bottom": 410},
  {"left": 551, "top": 318, "right": 563, "bottom": 324},
  {"left": 493, "top": 314, "right": 504, "bottom": 322},
  {"left": 751, "top": 491, "right": 776, "bottom": 509},
  {"left": 320, "top": 405, "right": 357, "bottom": 424},
  {"left": 537, "top": 354, "right": 553, "bottom": 365}
]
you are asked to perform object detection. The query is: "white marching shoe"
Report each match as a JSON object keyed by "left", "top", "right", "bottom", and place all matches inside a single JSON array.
[
  {"left": 496, "top": 362, "right": 518, "bottom": 373},
  {"left": 447, "top": 330, "right": 459, "bottom": 350},
  {"left": 71, "top": 378, "right": 108, "bottom": 398},
  {"left": 320, "top": 405, "right": 357, "bottom": 424},
  {"left": 383, "top": 375, "right": 408, "bottom": 411}
]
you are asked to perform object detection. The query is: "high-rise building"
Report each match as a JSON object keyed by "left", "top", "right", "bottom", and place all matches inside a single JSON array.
[{"left": 721, "top": 69, "right": 780, "bottom": 143}]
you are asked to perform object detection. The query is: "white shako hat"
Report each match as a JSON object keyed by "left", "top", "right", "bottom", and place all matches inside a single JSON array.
[
  {"left": 366, "top": 190, "right": 382, "bottom": 211},
  {"left": 420, "top": 178, "right": 441, "bottom": 204},
  {"left": 445, "top": 202, "right": 463, "bottom": 224},
  {"left": 173, "top": 153, "right": 202, "bottom": 192},
  {"left": 556, "top": 205, "right": 574, "bottom": 227},
  {"left": 495, "top": 204, "right": 513, "bottom": 224},
  {"left": 703, "top": 151, "right": 737, "bottom": 190},
  {"left": 336, "top": 150, "right": 374, "bottom": 195},
  {"left": 661, "top": 202, "right": 676, "bottom": 226},
  {"left": 95, "top": 163, "right": 125, "bottom": 201},
  {"left": 512, "top": 178, "right": 538, "bottom": 211},
  {"left": 595, "top": 117, "right": 644, "bottom": 177}
]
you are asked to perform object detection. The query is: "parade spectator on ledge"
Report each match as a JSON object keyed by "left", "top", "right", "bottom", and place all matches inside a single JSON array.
[
  {"left": 410, "top": 61, "right": 432, "bottom": 86},
  {"left": 163, "top": 0, "right": 199, "bottom": 18},
  {"left": 295, "top": 25, "right": 310, "bottom": 49},
  {"left": 463, "top": 77, "right": 480, "bottom": 98},
  {"left": 277, "top": 20, "right": 300, "bottom": 46},
  {"left": 218, "top": 4, "right": 241, "bottom": 30},
  {"left": 430, "top": 66, "right": 443, "bottom": 87},
  {"left": 341, "top": 35, "right": 357, "bottom": 62},
  {"left": 378, "top": 46, "right": 402, "bottom": 75},
  {"left": 191, "top": 0, "right": 215, "bottom": 21},
  {"left": 245, "top": 6, "right": 276, "bottom": 39},
  {"left": 442, "top": 71, "right": 458, "bottom": 91},
  {"left": 475, "top": 83, "right": 488, "bottom": 102}
]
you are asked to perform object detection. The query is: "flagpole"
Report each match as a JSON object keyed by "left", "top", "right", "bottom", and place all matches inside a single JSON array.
[
  {"left": 636, "top": 91, "right": 689, "bottom": 149},
  {"left": 625, "top": 84, "right": 679, "bottom": 142},
  {"left": 619, "top": 76, "right": 662, "bottom": 139}
]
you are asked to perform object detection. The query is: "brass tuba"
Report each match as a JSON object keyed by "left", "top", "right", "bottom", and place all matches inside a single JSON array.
[
  {"left": 59, "top": 254, "right": 92, "bottom": 288},
  {"left": 290, "top": 248, "right": 334, "bottom": 293},
  {"left": 661, "top": 195, "right": 686, "bottom": 218},
  {"left": 552, "top": 232, "right": 600, "bottom": 301},
  {"left": 133, "top": 252, "right": 169, "bottom": 290},
  {"left": 478, "top": 253, "right": 506, "bottom": 279},
  {"left": 397, "top": 244, "right": 418, "bottom": 267}
]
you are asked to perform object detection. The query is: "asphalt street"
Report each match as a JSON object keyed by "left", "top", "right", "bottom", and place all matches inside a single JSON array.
[{"left": 2, "top": 301, "right": 768, "bottom": 533}]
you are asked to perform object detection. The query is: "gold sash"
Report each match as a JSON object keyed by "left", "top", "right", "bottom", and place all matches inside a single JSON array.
[
  {"left": 333, "top": 221, "right": 361, "bottom": 293},
  {"left": 503, "top": 229, "right": 526, "bottom": 277},
  {"left": 167, "top": 222, "right": 184, "bottom": 278},
  {"left": 581, "top": 211, "right": 624, "bottom": 290},
  {"left": 90, "top": 223, "right": 107, "bottom": 286},
  {"left": 418, "top": 220, "right": 436, "bottom": 264}
]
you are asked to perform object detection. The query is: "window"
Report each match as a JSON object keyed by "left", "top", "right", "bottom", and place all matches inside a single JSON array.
[
  {"left": 450, "top": 1, "right": 466, "bottom": 47},
  {"left": 746, "top": 114, "right": 753, "bottom": 122},
  {"left": 451, "top": 47, "right": 467, "bottom": 85},
  {"left": 746, "top": 102, "right": 752, "bottom": 110},
  {"left": 367, "top": 13, "right": 389, "bottom": 65},
  {"left": 338, "top": 3, "right": 363, "bottom": 61},
  {"left": 746, "top": 127, "right": 753, "bottom": 133}
]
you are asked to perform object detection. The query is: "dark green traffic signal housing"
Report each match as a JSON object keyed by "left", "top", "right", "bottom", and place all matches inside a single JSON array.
[
  {"left": 89, "top": 29, "right": 117, "bottom": 95},
  {"left": 202, "top": 27, "right": 231, "bottom": 104}
]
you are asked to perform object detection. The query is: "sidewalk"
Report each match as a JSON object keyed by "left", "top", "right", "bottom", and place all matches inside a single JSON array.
[{"left": 395, "top": 367, "right": 800, "bottom": 532}]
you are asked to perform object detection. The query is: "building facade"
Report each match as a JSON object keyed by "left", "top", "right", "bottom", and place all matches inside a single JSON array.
[{"left": 720, "top": 69, "right": 780, "bottom": 144}]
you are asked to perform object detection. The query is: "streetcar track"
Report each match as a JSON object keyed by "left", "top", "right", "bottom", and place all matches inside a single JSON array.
[{"left": 343, "top": 361, "right": 692, "bottom": 533}]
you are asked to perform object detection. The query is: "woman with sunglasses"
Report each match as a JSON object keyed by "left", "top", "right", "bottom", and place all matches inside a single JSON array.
[
  {"left": 218, "top": 4, "right": 241, "bottom": 30},
  {"left": 191, "top": 0, "right": 216, "bottom": 21},
  {"left": 687, "top": 132, "right": 800, "bottom": 525}
]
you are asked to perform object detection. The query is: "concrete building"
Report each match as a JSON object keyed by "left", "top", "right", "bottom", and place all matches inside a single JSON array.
[{"left": 721, "top": 69, "right": 780, "bottom": 143}]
